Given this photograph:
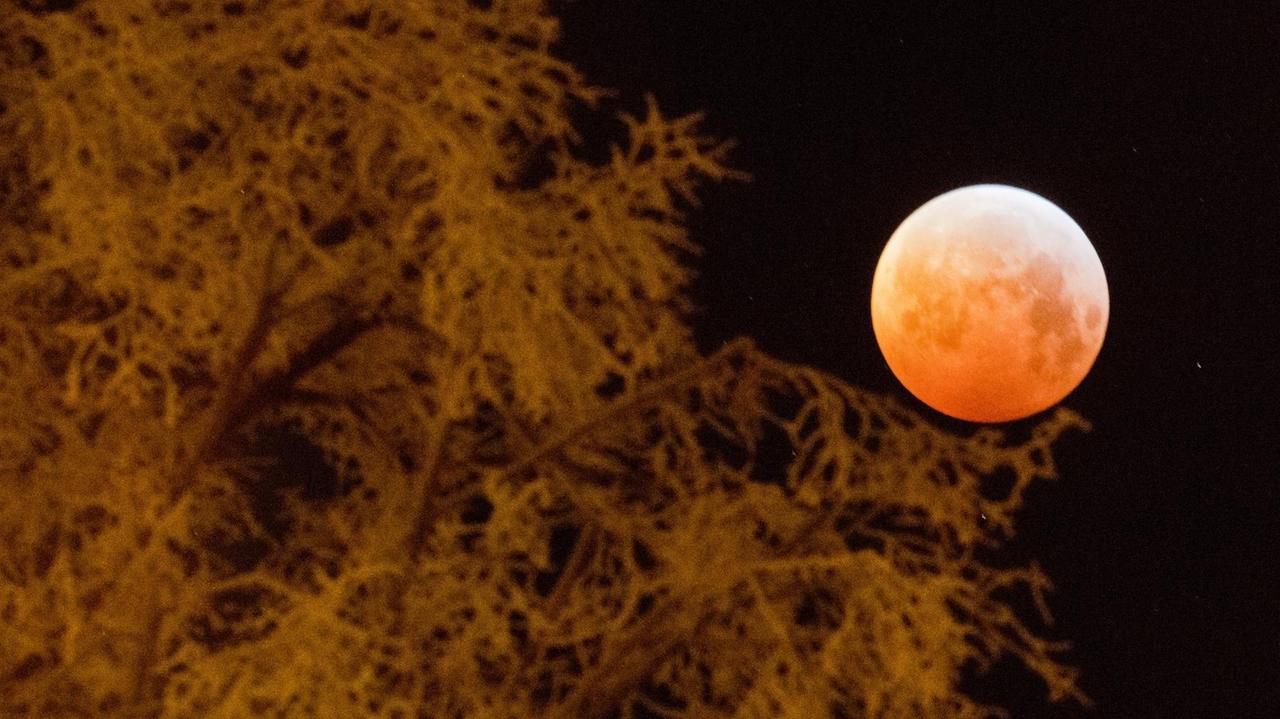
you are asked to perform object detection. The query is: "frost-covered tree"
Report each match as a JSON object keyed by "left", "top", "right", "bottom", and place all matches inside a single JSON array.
[{"left": 0, "top": 1, "right": 1090, "bottom": 717}]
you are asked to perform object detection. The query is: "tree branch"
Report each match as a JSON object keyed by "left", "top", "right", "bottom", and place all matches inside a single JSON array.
[
  {"left": 401, "top": 338, "right": 755, "bottom": 560},
  {"left": 221, "top": 308, "right": 379, "bottom": 435},
  {"left": 491, "top": 337, "right": 754, "bottom": 487},
  {"left": 404, "top": 353, "right": 478, "bottom": 560},
  {"left": 550, "top": 591, "right": 712, "bottom": 719}
]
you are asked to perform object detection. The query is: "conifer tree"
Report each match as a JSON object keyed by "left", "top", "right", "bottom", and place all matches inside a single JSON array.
[{"left": 1, "top": 1, "right": 1089, "bottom": 716}]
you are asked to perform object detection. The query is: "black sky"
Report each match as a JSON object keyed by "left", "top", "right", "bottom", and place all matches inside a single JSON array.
[{"left": 553, "top": 1, "right": 1278, "bottom": 717}]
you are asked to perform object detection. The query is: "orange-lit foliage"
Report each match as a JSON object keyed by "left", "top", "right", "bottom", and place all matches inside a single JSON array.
[{"left": 0, "top": 1, "right": 1088, "bottom": 716}]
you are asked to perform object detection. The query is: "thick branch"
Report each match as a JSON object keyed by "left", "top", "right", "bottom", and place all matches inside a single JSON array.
[
  {"left": 177, "top": 237, "right": 309, "bottom": 469},
  {"left": 186, "top": 303, "right": 279, "bottom": 468},
  {"left": 493, "top": 336, "right": 754, "bottom": 486},
  {"left": 403, "top": 338, "right": 754, "bottom": 560},
  {"left": 221, "top": 308, "right": 379, "bottom": 436},
  {"left": 198, "top": 303, "right": 445, "bottom": 462}
]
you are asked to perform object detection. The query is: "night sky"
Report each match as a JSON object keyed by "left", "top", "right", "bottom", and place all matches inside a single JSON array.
[{"left": 554, "top": 1, "right": 1277, "bottom": 717}]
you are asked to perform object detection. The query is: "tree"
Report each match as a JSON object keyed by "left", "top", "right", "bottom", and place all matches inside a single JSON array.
[{"left": 0, "top": 1, "right": 1090, "bottom": 716}]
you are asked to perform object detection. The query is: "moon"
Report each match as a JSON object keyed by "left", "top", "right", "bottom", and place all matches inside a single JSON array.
[{"left": 870, "top": 184, "right": 1108, "bottom": 423}]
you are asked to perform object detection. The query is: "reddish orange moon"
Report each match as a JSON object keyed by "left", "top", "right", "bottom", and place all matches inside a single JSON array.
[{"left": 870, "top": 184, "right": 1109, "bottom": 423}]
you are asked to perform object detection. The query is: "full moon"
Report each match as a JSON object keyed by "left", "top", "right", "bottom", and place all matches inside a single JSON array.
[{"left": 870, "top": 184, "right": 1109, "bottom": 423}]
